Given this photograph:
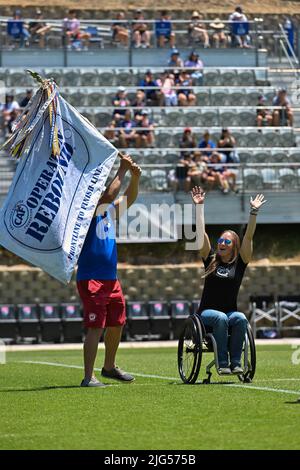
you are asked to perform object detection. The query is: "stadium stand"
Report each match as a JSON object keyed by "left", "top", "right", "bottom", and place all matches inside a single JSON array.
[{"left": 0, "top": 7, "right": 300, "bottom": 342}]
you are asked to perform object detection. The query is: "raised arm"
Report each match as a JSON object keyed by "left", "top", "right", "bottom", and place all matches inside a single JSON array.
[
  {"left": 114, "top": 162, "right": 142, "bottom": 218},
  {"left": 96, "top": 154, "right": 133, "bottom": 210},
  {"left": 240, "top": 194, "right": 267, "bottom": 264},
  {"left": 190, "top": 186, "right": 211, "bottom": 258}
]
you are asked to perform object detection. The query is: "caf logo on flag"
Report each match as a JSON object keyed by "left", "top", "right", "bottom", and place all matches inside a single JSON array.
[{"left": 89, "top": 313, "right": 96, "bottom": 322}]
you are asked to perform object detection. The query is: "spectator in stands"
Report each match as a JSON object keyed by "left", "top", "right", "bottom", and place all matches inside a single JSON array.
[
  {"left": 168, "top": 49, "right": 184, "bottom": 69},
  {"left": 138, "top": 70, "right": 161, "bottom": 106},
  {"left": 112, "top": 86, "right": 131, "bottom": 119},
  {"left": 187, "top": 151, "right": 211, "bottom": 188},
  {"left": 228, "top": 6, "right": 250, "bottom": 48},
  {"left": 160, "top": 71, "right": 178, "bottom": 106},
  {"left": 170, "top": 152, "right": 195, "bottom": 192},
  {"left": 209, "top": 18, "right": 228, "bottom": 48},
  {"left": 188, "top": 11, "right": 210, "bottom": 48},
  {"left": 118, "top": 109, "right": 139, "bottom": 148},
  {"left": 256, "top": 95, "right": 273, "bottom": 127},
  {"left": 28, "top": 9, "right": 52, "bottom": 48},
  {"left": 272, "top": 88, "right": 293, "bottom": 127},
  {"left": 192, "top": 188, "right": 266, "bottom": 375},
  {"left": 179, "top": 128, "right": 197, "bottom": 156},
  {"left": 198, "top": 130, "right": 216, "bottom": 156},
  {"left": 155, "top": 11, "right": 176, "bottom": 48},
  {"left": 218, "top": 128, "right": 240, "bottom": 163},
  {"left": 208, "top": 152, "right": 231, "bottom": 194},
  {"left": 111, "top": 12, "right": 129, "bottom": 47},
  {"left": 132, "top": 9, "right": 151, "bottom": 48},
  {"left": 0, "top": 94, "right": 20, "bottom": 137},
  {"left": 184, "top": 51, "right": 204, "bottom": 85},
  {"left": 19, "top": 89, "right": 33, "bottom": 108},
  {"left": 7, "top": 9, "right": 30, "bottom": 48},
  {"left": 103, "top": 119, "right": 120, "bottom": 147},
  {"left": 132, "top": 90, "right": 146, "bottom": 116},
  {"left": 135, "top": 109, "right": 155, "bottom": 148},
  {"left": 209, "top": 151, "right": 238, "bottom": 193},
  {"left": 175, "top": 69, "right": 197, "bottom": 106},
  {"left": 63, "top": 9, "right": 91, "bottom": 50}
]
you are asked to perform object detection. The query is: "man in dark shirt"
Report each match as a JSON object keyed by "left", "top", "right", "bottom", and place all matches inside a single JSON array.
[{"left": 191, "top": 187, "right": 267, "bottom": 375}]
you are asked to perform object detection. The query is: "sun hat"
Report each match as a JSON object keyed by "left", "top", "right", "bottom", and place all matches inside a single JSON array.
[{"left": 209, "top": 18, "right": 225, "bottom": 29}]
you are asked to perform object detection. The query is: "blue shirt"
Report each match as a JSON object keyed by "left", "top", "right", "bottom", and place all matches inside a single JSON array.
[
  {"left": 198, "top": 139, "right": 216, "bottom": 156},
  {"left": 77, "top": 204, "right": 117, "bottom": 281}
]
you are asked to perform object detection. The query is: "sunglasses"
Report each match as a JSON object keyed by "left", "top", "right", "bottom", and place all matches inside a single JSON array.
[{"left": 217, "top": 237, "right": 232, "bottom": 245}]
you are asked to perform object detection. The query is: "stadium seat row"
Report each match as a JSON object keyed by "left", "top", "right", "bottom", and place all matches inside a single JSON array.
[
  {"left": 0, "top": 68, "right": 260, "bottom": 87},
  {"left": 77, "top": 108, "right": 294, "bottom": 132},
  {"left": 0, "top": 300, "right": 199, "bottom": 343}
]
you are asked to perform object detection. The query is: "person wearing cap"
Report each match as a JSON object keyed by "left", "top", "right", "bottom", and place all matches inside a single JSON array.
[
  {"left": 112, "top": 87, "right": 131, "bottom": 119},
  {"left": 209, "top": 18, "right": 227, "bottom": 48},
  {"left": 8, "top": 9, "right": 30, "bottom": 47},
  {"left": 155, "top": 10, "right": 176, "bottom": 48},
  {"left": 138, "top": 70, "right": 162, "bottom": 106},
  {"left": 132, "top": 9, "right": 151, "bottom": 48},
  {"left": 28, "top": 9, "right": 52, "bottom": 48},
  {"left": 272, "top": 88, "right": 293, "bottom": 127},
  {"left": 179, "top": 128, "right": 197, "bottom": 156},
  {"left": 256, "top": 95, "right": 273, "bottom": 127},
  {"left": 184, "top": 51, "right": 204, "bottom": 85},
  {"left": 168, "top": 50, "right": 184, "bottom": 68},
  {"left": 188, "top": 11, "right": 210, "bottom": 48}
]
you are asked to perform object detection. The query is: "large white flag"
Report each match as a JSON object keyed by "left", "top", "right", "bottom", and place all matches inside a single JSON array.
[{"left": 0, "top": 73, "right": 117, "bottom": 284}]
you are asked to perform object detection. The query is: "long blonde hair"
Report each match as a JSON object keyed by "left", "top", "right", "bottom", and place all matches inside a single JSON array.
[{"left": 203, "top": 230, "right": 241, "bottom": 278}]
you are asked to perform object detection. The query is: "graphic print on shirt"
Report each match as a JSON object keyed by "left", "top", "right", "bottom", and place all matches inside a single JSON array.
[{"left": 215, "top": 264, "right": 236, "bottom": 279}]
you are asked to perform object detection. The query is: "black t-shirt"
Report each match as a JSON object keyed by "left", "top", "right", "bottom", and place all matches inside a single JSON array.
[{"left": 199, "top": 249, "right": 248, "bottom": 314}]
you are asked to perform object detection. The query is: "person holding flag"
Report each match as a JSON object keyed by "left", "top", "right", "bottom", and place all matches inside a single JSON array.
[{"left": 77, "top": 153, "right": 142, "bottom": 387}]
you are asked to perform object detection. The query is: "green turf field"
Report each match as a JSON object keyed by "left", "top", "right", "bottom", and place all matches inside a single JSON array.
[{"left": 0, "top": 345, "right": 299, "bottom": 450}]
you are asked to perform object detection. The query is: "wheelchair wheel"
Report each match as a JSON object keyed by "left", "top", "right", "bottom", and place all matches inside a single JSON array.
[
  {"left": 178, "top": 315, "right": 203, "bottom": 384},
  {"left": 239, "top": 323, "right": 256, "bottom": 383}
]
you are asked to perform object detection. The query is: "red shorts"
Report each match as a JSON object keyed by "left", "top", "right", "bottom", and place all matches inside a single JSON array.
[{"left": 77, "top": 279, "right": 126, "bottom": 329}]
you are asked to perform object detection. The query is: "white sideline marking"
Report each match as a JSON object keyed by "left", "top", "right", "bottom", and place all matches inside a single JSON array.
[
  {"left": 20, "top": 361, "right": 300, "bottom": 395},
  {"left": 21, "top": 361, "right": 178, "bottom": 381},
  {"left": 224, "top": 384, "right": 300, "bottom": 395}
]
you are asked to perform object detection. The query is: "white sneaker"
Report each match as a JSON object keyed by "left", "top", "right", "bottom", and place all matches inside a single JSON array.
[
  {"left": 218, "top": 367, "right": 232, "bottom": 375},
  {"left": 231, "top": 366, "right": 244, "bottom": 375},
  {"left": 80, "top": 377, "right": 107, "bottom": 387}
]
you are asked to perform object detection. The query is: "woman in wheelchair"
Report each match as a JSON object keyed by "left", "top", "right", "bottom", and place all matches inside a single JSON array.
[{"left": 191, "top": 187, "right": 266, "bottom": 376}]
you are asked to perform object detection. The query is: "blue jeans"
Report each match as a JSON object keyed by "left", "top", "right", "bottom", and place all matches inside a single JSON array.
[{"left": 200, "top": 309, "right": 248, "bottom": 368}]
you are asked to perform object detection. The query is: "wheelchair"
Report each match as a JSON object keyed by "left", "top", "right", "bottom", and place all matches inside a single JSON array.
[{"left": 177, "top": 314, "right": 256, "bottom": 384}]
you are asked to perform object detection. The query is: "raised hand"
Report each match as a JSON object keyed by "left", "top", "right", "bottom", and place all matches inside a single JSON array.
[
  {"left": 119, "top": 153, "right": 133, "bottom": 171},
  {"left": 250, "top": 194, "right": 267, "bottom": 210},
  {"left": 130, "top": 162, "right": 142, "bottom": 178},
  {"left": 191, "top": 186, "right": 205, "bottom": 205}
]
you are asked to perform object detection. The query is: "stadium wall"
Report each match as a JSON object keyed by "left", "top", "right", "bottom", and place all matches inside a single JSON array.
[{"left": 1, "top": 265, "right": 299, "bottom": 314}]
